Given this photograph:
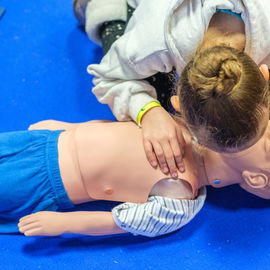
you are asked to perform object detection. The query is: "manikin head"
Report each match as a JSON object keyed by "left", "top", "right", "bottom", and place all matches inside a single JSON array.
[
  {"left": 171, "top": 46, "right": 270, "bottom": 199},
  {"left": 172, "top": 98, "right": 270, "bottom": 199},
  {"left": 217, "top": 121, "right": 270, "bottom": 199}
]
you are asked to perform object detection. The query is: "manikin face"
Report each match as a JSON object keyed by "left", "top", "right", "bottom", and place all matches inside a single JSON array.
[{"left": 220, "top": 119, "right": 270, "bottom": 199}]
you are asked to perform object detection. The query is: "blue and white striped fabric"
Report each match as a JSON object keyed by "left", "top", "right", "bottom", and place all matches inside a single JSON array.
[{"left": 112, "top": 187, "right": 206, "bottom": 237}]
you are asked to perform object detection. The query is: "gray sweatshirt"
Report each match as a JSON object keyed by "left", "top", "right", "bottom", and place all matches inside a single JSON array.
[{"left": 87, "top": 0, "right": 270, "bottom": 122}]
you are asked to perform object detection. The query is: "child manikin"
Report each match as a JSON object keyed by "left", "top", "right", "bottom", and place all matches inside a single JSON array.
[
  {"left": 6, "top": 65, "right": 270, "bottom": 237},
  {"left": 1, "top": 118, "right": 206, "bottom": 237},
  {"left": 17, "top": 99, "right": 270, "bottom": 237}
]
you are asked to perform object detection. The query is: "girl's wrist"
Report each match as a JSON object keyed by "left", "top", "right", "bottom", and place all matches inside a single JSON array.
[{"left": 137, "top": 101, "right": 162, "bottom": 127}]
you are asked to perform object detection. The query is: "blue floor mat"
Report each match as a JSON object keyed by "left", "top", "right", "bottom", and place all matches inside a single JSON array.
[{"left": 0, "top": 1, "right": 270, "bottom": 269}]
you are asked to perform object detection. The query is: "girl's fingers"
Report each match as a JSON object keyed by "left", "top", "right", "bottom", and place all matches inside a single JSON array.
[
  {"left": 168, "top": 138, "right": 183, "bottom": 174},
  {"left": 143, "top": 139, "right": 158, "bottom": 168},
  {"left": 160, "top": 141, "right": 178, "bottom": 179},
  {"left": 174, "top": 128, "right": 186, "bottom": 172},
  {"left": 144, "top": 137, "right": 183, "bottom": 178},
  {"left": 152, "top": 142, "right": 169, "bottom": 174}
]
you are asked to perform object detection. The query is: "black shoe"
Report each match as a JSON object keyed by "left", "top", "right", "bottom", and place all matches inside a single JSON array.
[{"left": 73, "top": 0, "right": 91, "bottom": 26}]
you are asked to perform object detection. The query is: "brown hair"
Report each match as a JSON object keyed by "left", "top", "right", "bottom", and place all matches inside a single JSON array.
[{"left": 178, "top": 46, "right": 269, "bottom": 150}]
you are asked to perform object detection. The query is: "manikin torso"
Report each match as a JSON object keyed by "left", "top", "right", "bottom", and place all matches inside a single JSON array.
[
  {"left": 57, "top": 119, "right": 270, "bottom": 205},
  {"left": 57, "top": 121, "right": 201, "bottom": 205}
]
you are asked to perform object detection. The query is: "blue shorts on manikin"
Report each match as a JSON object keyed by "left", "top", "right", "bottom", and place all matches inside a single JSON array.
[{"left": 0, "top": 130, "right": 73, "bottom": 233}]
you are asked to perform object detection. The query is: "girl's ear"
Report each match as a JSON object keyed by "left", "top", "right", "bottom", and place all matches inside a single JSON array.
[
  {"left": 242, "top": 170, "right": 269, "bottom": 189},
  {"left": 170, "top": 95, "right": 181, "bottom": 112},
  {"left": 259, "top": 64, "right": 269, "bottom": 82}
]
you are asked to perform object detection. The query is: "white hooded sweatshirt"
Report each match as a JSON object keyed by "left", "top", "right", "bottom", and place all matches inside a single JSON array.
[{"left": 87, "top": 0, "right": 270, "bottom": 123}]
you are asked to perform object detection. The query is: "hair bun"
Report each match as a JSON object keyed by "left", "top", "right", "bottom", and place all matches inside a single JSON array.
[
  {"left": 215, "top": 58, "right": 242, "bottom": 96},
  {"left": 188, "top": 47, "right": 242, "bottom": 99}
]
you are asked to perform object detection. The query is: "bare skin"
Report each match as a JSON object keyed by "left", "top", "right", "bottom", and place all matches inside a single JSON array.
[
  {"left": 18, "top": 119, "right": 200, "bottom": 237},
  {"left": 19, "top": 211, "right": 125, "bottom": 237},
  {"left": 28, "top": 120, "right": 201, "bottom": 204}
]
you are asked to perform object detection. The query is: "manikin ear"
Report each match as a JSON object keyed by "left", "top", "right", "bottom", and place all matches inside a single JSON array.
[
  {"left": 259, "top": 64, "right": 269, "bottom": 82},
  {"left": 170, "top": 95, "right": 181, "bottom": 112},
  {"left": 239, "top": 181, "right": 270, "bottom": 199},
  {"left": 241, "top": 170, "right": 269, "bottom": 189}
]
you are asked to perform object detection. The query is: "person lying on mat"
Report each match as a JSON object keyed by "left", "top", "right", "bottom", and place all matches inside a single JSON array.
[
  {"left": 11, "top": 56, "right": 270, "bottom": 237},
  {"left": 78, "top": 0, "right": 270, "bottom": 180}
]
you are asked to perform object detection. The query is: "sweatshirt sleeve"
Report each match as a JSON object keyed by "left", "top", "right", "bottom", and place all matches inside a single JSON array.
[
  {"left": 87, "top": 8, "right": 174, "bottom": 122},
  {"left": 111, "top": 187, "right": 206, "bottom": 237}
]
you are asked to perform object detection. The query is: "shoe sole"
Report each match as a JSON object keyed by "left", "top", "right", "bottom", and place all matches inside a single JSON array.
[{"left": 73, "top": 0, "right": 86, "bottom": 26}]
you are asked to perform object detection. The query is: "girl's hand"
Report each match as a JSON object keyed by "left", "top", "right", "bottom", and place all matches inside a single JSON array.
[
  {"left": 141, "top": 106, "right": 186, "bottom": 179},
  {"left": 18, "top": 211, "right": 66, "bottom": 236}
]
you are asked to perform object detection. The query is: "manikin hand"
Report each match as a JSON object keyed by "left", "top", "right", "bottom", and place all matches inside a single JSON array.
[
  {"left": 19, "top": 211, "right": 126, "bottom": 236},
  {"left": 141, "top": 106, "right": 186, "bottom": 179},
  {"left": 18, "top": 212, "right": 66, "bottom": 236}
]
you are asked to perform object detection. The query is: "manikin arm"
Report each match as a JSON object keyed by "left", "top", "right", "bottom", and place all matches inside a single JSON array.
[
  {"left": 18, "top": 187, "right": 206, "bottom": 237},
  {"left": 18, "top": 211, "right": 126, "bottom": 237},
  {"left": 28, "top": 120, "right": 112, "bottom": 131}
]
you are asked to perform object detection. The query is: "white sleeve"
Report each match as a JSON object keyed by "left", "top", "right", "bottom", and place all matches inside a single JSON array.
[
  {"left": 111, "top": 187, "right": 206, "bottom": 237},
  {"left": 87, "top": 5, "right": 174, "bottom": 122}
]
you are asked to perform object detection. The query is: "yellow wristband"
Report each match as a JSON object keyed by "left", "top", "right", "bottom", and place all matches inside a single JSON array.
[{"left": 137, "top": 101, "right": 162, "bottom": 126}]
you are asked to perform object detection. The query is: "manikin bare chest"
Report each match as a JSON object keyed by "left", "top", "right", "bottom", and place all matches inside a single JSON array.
[{"left": 59, "top": 122, "right": 199, "bottom": 204}]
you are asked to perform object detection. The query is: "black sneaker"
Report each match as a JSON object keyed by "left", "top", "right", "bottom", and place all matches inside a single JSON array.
[{"left": 73, "top": 0, "right": 91, "bottom": 26}]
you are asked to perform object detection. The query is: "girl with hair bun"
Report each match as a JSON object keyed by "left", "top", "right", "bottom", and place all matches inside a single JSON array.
[
  {"left": 73, "top": 0, "right": 270, "bottom": 177},
  {"left": 177, "top": 46, "right": 270, "bottom": 153}
]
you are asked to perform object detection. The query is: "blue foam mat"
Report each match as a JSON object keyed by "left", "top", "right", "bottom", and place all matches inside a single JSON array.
[{"left": 0, "top": 1, "right": 270, "bottom": 269}]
